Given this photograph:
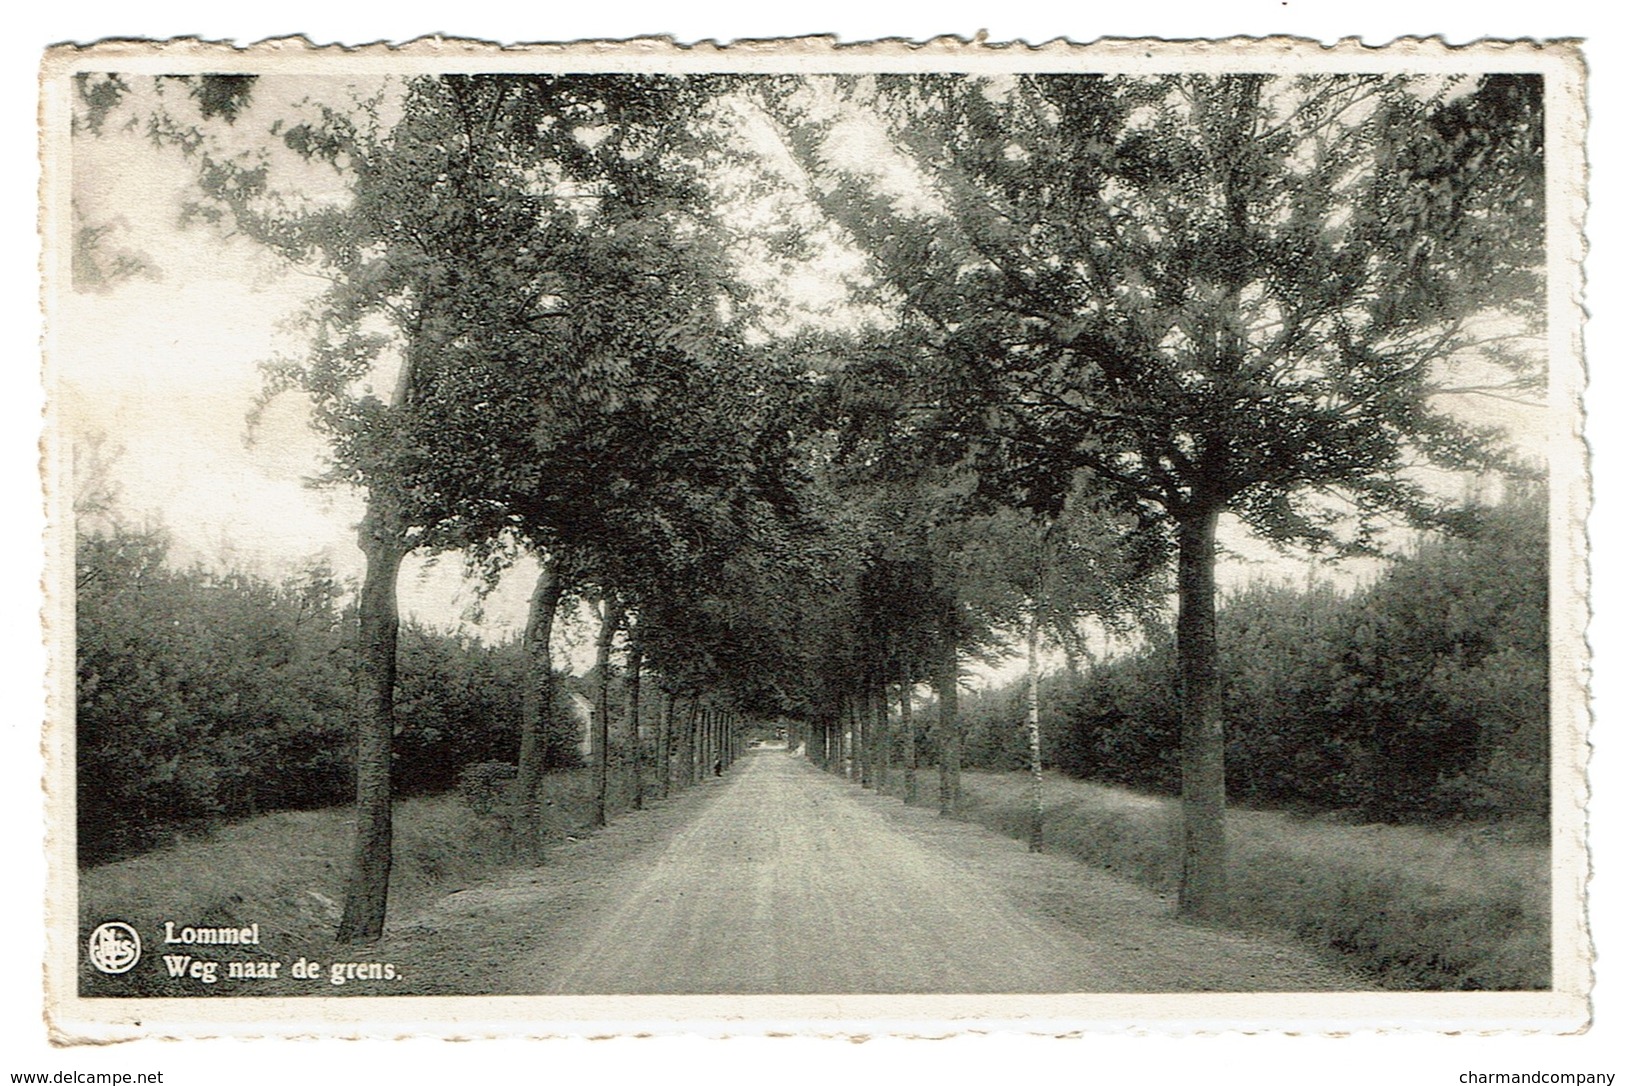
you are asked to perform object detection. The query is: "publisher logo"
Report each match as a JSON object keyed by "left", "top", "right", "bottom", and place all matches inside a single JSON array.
[{"left": 87, "top": 921, "right": 141, "bottom": 974}]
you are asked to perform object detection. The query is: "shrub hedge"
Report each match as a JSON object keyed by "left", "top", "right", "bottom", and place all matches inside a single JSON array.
[{"left": 961, "top": 487, "right": 1548, "bottom": 823}]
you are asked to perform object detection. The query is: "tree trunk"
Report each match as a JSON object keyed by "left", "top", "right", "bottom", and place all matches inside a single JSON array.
[
  {"left": 679, "top": 699, "right": 692, "bottom": 783},
  {"left": 515, "top": 553, "right": 564, "bottom": 861},
  {"left": 656, "top": 690, "right": 674, "bottom": 800},
  {"left": 696, "top": 708, "right": 705, "bottom": 778},
  {"left": 698, "top": 707, "right": 709, "bottom": 778},
  {"left": 935, "top": 640, "right": 961, "bottom": 817},
  {"left": 839, "top": 696, "right": 851, "bottom": 778},
  {"left": 592, "top": 593, "right": 623, "bottom": 829},
  {"left": 678, "top": 698, "right": 697, "bottom": 787},
  {"left": 335, "top": 504, "right": 406, "bottom": 944},
  {"left": 626, "top": 632, "right": 644, "bottom": 810},
  {"left": 1025, "top": 607, "right": 1044, "bottom": 853},
  {"left": 900, "top": 664, "right": 918, "bottom": 806},
  {"left": 854, "top": 690, "right": 869, "bottom": 786},
  {"left": 704, "top": 708, "right": 715, "bottom": 776},
  {"left": 872, "top": 678, "right": 890, "bottom": 793},
  {"left": 1176, "top": 507, "right": 1227, "bottom": 918},
  {"left": 826, "top": 699, "right": 837, "bottom": 774}
]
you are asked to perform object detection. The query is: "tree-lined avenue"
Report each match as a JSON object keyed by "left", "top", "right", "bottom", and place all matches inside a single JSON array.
[
  {"left": 68, "top": 69, "right": 1546, "bottom": 946},
  {"left": 392, "top": 749, "right": 1358, "bottom": 994}
]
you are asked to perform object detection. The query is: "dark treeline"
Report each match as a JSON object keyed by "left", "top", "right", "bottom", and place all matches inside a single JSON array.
[
  {"left": 75, "top": 522, "right": 577, "bottom": 865},
  {"left": 960, "top": 486, "right": 1548, "bottom": 823}
]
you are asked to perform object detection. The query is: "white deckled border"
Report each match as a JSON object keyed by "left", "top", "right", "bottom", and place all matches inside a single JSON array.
[{"left": 38, "top": 33, "right": 1590, "bottom": 1041}]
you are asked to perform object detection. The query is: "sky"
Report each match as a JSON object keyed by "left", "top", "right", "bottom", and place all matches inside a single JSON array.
[
  {"left": 59, "top": 78, "right": 560, "bottom": 643},
  {"left": 55, "top": 70, "right": 1550, "bottom": 677}
]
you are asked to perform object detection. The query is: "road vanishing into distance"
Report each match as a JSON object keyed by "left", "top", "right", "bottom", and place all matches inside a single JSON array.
[{"left": 388, "top": 749, "right": 1359, "bottom": 995}]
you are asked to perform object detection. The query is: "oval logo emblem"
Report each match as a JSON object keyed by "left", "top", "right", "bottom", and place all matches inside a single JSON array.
[{"left": 87, "top": 921, "right": 141, "bottom": 975}]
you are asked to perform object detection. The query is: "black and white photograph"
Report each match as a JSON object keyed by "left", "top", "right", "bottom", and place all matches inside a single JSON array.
[{"left": 35, "top": 33, "right": 1591, "bottom": 1048}]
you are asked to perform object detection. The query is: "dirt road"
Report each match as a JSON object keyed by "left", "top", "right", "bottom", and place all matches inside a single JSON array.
[{"left": 387, "top": 749, "right": 1359, "bottom": 994}]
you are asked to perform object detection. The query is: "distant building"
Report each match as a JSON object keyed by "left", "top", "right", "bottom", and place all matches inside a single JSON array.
[{"left": 565, "top": 691, "right": 595, "bottom": 760}]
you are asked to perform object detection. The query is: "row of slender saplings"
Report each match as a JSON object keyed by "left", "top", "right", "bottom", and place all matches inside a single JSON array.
[
  {"left": 789, "top": 665, "right": 955, "bottom": 814},
  {"left": 600, "top": 692, "right": 748, "bottom": 823}
]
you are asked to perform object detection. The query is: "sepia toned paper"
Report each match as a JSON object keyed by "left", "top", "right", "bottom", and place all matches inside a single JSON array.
[{"left": 40, "top": 34, "right": 1589, "bottom": 1041}]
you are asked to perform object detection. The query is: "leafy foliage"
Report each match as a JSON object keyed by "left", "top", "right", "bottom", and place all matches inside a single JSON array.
[
  {"left": 997, "top": 488, "right": 1549, "bottom": 821},
  {"left": 778, "top": 73, "right": 1544, "bottom": 537},
  {"left": 70, "top": 71, "right": 1550, "bottom": 929},
  {"left": 768, "top": 72, "right": 1544, "bottom": 910},
  {"left": 75, "top": 522, "right": 539, "bottom": 865}
]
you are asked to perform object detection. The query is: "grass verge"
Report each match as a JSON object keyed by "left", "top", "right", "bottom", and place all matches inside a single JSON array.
[
  {"left": 77, "top": 768, "right": 655, "bottom": 996},
  {"left": 948, "top": 769, "right": 1550, "bottom": 990}
]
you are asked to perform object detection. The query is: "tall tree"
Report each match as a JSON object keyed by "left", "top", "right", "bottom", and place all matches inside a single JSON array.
[
  {"left": 514, "top": 550, "right": 570, "bottom": 860},
  {"left": 625, "top": 621, "right": 646, "bottom": 810},
  {"left": 383, "top": 73, "right": 741, "bottom": 860},
  {"left": 590, "top": 592, "right": 625, "bottom": 828},
  {"left": 776, "top": 72, "right": 1543, "bottom": 915},
  {"left": 961, "top": 497, "right": 1166, "bottom": 848},
  {"left": 157, "top": 73, "right": 736, "bottom": 938}
]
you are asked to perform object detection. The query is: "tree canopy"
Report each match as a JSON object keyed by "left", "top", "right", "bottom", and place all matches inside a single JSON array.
[
  {"left": 69, "top": 68, "right": 1549, "bottom": 932},
  {"left": 767, "top": 71, "right": 1545, "bottom": 914}
]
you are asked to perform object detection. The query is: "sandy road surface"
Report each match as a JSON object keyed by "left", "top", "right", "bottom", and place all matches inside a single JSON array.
[{"left": 387, "top": 750, "right": 1359, "bottom": 995}]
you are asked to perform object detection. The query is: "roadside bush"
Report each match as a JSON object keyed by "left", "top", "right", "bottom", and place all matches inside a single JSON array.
[
  {"left": 457, "top": 761, "right": 518, "bottom": 817},
  {"left": 1024, "top": 488, "right": 1549, "bottom": 824},
  {"left": 393, "top": 628, "right": 524, "bottom": 797},
  {"left": 75, "top": 522, "right": 549, "bottom": 865},
  {"left": 961, "top": 684, "right": 1028, "bottom": 771},
  {"left": 76, "top": 526, "right": 356, "bottom": 861}
]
